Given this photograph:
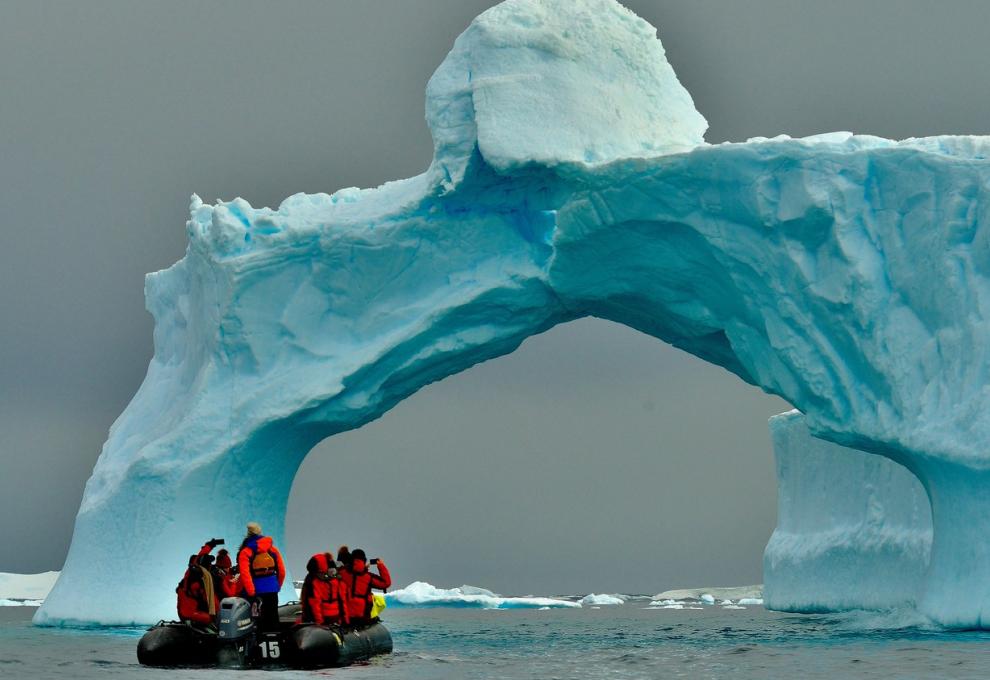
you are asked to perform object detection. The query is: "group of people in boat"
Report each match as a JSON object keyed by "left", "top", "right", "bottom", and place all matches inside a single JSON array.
[{"left": 176, "top": 521, "right": 391, "bottom": 631}]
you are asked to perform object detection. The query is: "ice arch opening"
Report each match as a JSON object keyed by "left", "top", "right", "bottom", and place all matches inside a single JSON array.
[
  {"left": 38, "top": 0, "right": 990, "bottom": 627},
  {"left": 286, "top": 317, "right": 789, "bottom": 596}
]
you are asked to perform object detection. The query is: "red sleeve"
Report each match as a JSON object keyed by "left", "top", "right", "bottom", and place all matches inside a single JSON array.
[
  {"left": 371, "top": 561, "right": 391, "bottom": 590},
  {"left": 340, "top": 580, "right": 351, "bottom": 625},
  {"left": 197, "top": 543, "right": 212, "bottom": 559},
  {"left": 309, "top": 580, "right": 325, "bottom": 625},
  {"left": 238, "top": 548, "right": 256, "bottom": 597},
  {"left": 222, "top": 574, "right": 242, "bottom": 597},
  {"left": 273, "top": 546, "right": 286, "bottom": 588}
]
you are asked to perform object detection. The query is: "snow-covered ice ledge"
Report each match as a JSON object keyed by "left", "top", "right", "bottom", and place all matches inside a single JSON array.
[{"left": 38, "top": 0, "right": 990, "bottom": 627}]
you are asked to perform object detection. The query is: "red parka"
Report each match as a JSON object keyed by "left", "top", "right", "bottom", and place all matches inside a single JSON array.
[
  {"left": 219, "top": 572, "right": 243, "bottom": 598},
  {"left": 301, "top": 554, "right": 351, "bottom": 626},
  {"left": 341, "top": 558, "right": 390, "bottom": 621},
  {"left": 176, "top": 542, "right": 217, "bottom": 625},
  {"left": 177, "top": 576, "right": 212, "bottom": 625},
  {"left": 237, "top": 535, "right": 286, "bottom": 597}
]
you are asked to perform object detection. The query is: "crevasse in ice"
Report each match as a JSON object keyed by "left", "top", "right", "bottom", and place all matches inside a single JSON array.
[{"left": 37, "top": 0, "right": 990, "bottom": 627}]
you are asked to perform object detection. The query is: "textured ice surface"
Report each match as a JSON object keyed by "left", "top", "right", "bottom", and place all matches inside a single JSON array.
[
  {"left": 387, "top": 582, "right": 580, "bottom": 609},
  {"left": 763, "top": 413, "right": 931, "bottom": 610},
  {"left": 426, "top": 0, "right": 706, "bottom": 189},
  {"left": 38, "top": 0, "right": 990, "bottom": 627},
  {"left": 764, "top": 411, "right": 932, "bottom": 613}
]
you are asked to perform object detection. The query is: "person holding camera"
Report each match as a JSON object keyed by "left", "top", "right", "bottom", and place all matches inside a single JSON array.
[
  {"left": 212, "top": 548, "right": 243, "bottom": 598},
  {"left": 340, "top": 548, "right": 391, "bottom": 625},
  {"left": 175, "top": 537, "right": 224, "bottom": 627}
]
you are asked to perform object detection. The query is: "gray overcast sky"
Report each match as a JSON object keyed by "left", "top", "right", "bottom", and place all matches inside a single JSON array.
[{"left": 2, "top": 0, "right": 988, "bottom": 595}]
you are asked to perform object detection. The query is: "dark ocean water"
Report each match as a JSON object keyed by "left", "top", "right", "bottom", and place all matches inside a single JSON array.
[{"left": 3, "top": 603, "right": 990, "bottom": 679}]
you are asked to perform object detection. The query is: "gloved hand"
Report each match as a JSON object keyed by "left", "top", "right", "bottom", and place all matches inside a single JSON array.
[{"left": 207, "top": 537, "right": 225, "bottom": 548}]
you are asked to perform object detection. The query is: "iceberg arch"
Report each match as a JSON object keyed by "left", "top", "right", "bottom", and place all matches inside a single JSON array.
[{"left": 38, "top": 0, "right": 990, "bottom": 627}]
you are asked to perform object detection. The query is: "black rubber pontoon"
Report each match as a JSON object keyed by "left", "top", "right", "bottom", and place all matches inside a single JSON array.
[
  {"left": 136, "top": 621, "right": 217, "bottom": 666},
  {"left": 136, "top": 597, "right": 392, "bottom": 669}
]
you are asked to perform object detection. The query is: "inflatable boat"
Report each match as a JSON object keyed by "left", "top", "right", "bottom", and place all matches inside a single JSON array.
[{"left": 137, "top": 597, "right": 392, "bottom": 669}]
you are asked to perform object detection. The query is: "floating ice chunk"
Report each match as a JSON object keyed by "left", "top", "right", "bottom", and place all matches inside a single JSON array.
[
  {"left": 579, "top": 593, "right": 625, "bottom": 606},
  {"left": 386, "top": 582, "right": 580, "bottom": 609},
  {"left": 0, "top": 572, "right": 59, "bottom": 601},
  {"left": 653, "top": 586, "right": 763, "bottom": 602},
  {"left": 0, "top": 599, "right": 45, "bottom": 607},
  {"left": 722, "top": 605, "right": 746, "bottom": 610},
  {"left": 700, "top": 594, "right": 715, "bottom": 605},
  {"left": 737, "top": 598, "right": 764, "bottom": 606}
]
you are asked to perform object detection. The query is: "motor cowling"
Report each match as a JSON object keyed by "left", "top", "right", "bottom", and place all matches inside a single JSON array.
[{"left": 218, "top": 597, "right": 254, "bottom": 641}]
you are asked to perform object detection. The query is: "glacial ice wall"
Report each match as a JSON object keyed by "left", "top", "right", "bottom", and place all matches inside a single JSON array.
[
  {"left": 38, "top": 0, "right": 990, "bottom": 627},
  {"left": 763, "top": 411, "right": 932, "bottom": 612}
]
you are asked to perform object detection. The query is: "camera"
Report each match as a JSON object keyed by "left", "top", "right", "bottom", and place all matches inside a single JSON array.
[{"left": 370, "top": 558, "right": 379, "bottom": 565}]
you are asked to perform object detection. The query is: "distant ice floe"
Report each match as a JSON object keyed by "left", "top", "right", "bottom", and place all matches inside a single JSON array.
[
  {"left": 643, "top": 585, "right": 764, "bottom": 610},
  {"left": 0, "top": 599, "right": 45, "bottom": 607},
  {"left": 653, "top": 585, "right": 763, "bottom": 602},
  {"left": 579, "top": 593, "right": 626, "bottom": 606},
  {"left": 386, "top": 582, "right": 581, "bottom": 609},
  {"left": 0, "top": 572, "right": 59, "bottom": 605}
]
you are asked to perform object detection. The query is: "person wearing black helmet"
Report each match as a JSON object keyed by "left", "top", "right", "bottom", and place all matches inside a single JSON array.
[{"left": 340, "top": 548, "right": 391, "bottom": 625}]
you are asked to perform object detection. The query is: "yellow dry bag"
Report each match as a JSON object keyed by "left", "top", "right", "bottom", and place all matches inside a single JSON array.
[{"left": 370, "top": 593, "right": 387, "bottom": 619}]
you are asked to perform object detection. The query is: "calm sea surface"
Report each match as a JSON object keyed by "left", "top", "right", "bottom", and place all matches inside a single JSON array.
[{"left": 2, "top": 603, "right": 989, "bottom": 679}]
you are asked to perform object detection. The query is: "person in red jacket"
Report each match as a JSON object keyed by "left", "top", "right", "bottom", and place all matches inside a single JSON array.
[
  {"left": 300, "top": 553, "right": 351, "bottom": 627},
  {"left": 212, "top": 549, "right": 243, "bottom": 598},
  {"left": 236, "top": 522, "right": 286, "bottom": 631},
  {"left": 340, "top": 548, "right": 390, "bottom": 625},
  {"left": 176, "top": 538, "right": 224, "bottom": 627}
]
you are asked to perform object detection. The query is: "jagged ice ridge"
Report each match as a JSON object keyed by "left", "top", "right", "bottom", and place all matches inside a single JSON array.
[{"left": 36, "top": 0, "right": 990, "bottom": 628}]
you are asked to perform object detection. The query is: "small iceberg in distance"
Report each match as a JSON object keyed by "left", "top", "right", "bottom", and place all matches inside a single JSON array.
[
  {"left": 579, "top": 593, "right": 625, "bottom": 606},
  {"left": 0, "top": 572, "right": 59, "bottom": 604},
  {"left": 653, "top": 585, "right": 763, "bottom": 603},
  {"left": 0, "top": 599, "right": 45, "bottom": 607},
  {"left": 645, "top": 585, "right": 764, "bottom": 610},
  {"left": 386, "top": 582, "right": 581, "bottom": 609}
]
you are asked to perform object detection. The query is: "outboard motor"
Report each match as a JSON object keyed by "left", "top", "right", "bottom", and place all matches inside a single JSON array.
[
  {"left": 217, "top": 597, "right": 256, "bottom": 667},
  {"left": 218, "top": 597, "right": 254, "bottom": 641}
]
